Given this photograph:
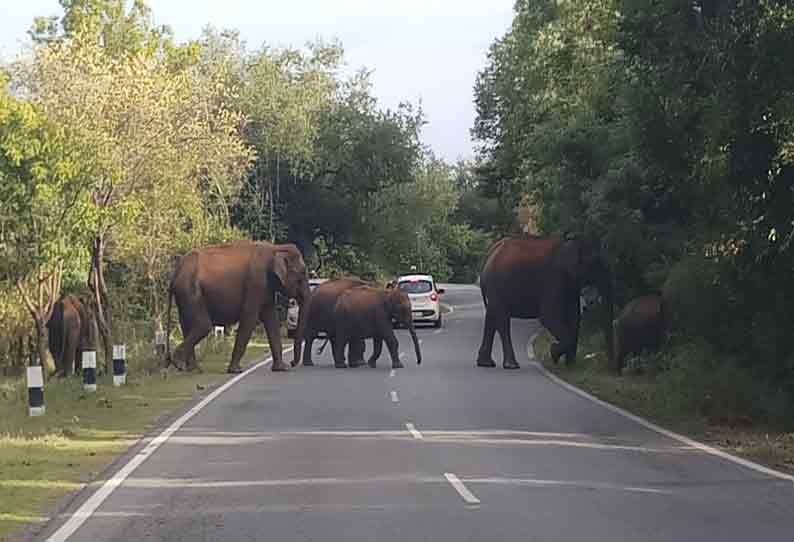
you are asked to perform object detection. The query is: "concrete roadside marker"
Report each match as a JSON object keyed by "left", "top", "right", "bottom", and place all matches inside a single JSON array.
[
  {"left": 112, "top": 345, "right": 126, "bottom": 387},
  {"left": 82, "top": 350, "right": 97, "bottom": 392},
  {"left": 27, "top": 366, "right": 45, "bottom": 417}
]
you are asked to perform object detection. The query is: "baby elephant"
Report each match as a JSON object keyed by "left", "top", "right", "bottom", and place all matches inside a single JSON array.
[
  {"left": 47, "top": 294, "right": 96, "bottom": 377},
  {"left": 614, "top": 293, "right": 667, "bottom": 370},
  {"left": 333, "top": 286, "right": 422, "bottom": 369}
]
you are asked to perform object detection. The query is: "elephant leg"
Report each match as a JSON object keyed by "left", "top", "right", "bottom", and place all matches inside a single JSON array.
[
  {"left": 64, "top": 329, "right": 79, "bottom": 377},
  {"left": 333, "top": 335, "right": 347, "bottom": 368},
  {"left": 172, "top": 298, "right": 208, "bottom": 371},
  {"left": 181, "top": 314, "right": 212, "bottom": 372},
  {"left": 476, "top": 305, "right": 498, "bottom": 367},
  {"left": 302, "top": 331, "right": 315, "bottom": 366},
  {"left": 564, "top": 293, "right": 581, "bottom": 365},
  {"left": 261, "top": 308, "right": 288, "bottom": 372},
  {"left": 384, "top": 331, "right": 403, "bottom": 369},
  {"left": 496, "top": 314, "right": 519, "bottom": 370},
  {"left": 348, "top": 339, "right": 366, "bottom": 368},
  {"left": 541, "top": 313, "right": 574, "bottom": 365},
  {"left": 368, "top": 338, "right": 383, "bottom": 368},
  {"left": 227, "top": 317, "right": 256, "bottom": 374}
]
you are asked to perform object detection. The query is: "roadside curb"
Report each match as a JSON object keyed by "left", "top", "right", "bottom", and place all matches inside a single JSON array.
[
  {"left": 36, "top": 348, "right": 287, "bottom": 542},
  {"left": 527, "top": 332, "right": 794, "bottom": 484}
]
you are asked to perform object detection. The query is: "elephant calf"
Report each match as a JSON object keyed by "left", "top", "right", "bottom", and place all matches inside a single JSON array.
[
  {"left": 47, "top": 294, "right": 96, "bottom": 377},
  {"left": 333, "top": 286, "right": 422, "bottom": 369},
  {"left": 614, "top": 293, "right": 667, "bottom": 370}
]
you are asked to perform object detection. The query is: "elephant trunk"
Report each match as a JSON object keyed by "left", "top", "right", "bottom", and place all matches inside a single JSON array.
[
  {"left": 601, "top": 270, "right": 616, "bottom": 372},
  {"left": 408, "top": 321, "right": 422, "bottom": 365},
  {"left": 291, "top": 286, "right": 311, "bottom": 367}
]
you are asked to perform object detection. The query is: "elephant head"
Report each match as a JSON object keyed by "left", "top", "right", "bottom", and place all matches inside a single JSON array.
[
  {"left": 272, "top": 246, "right": 310, "bottom": 305},
  {"left": 557, "top": 238, "right": 615, "bottom": 367},
  {"left": 385, "top": 288, "right": 422, "bottom": 365}
]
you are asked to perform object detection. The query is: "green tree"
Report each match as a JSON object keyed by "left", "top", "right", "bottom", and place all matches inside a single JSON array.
[
  {"left": 15, "top": 34, "right": 252, "bottom": 361},
  {"left": 0, "top": 76, "right": 93, "bottom": 372}
]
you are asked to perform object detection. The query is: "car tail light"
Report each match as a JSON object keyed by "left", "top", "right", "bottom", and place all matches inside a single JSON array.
[{"left": 430, "top": 292, "right": 438, "bottom": 302}]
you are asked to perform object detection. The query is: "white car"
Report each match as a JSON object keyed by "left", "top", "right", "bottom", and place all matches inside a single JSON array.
[
  {"left": 396, "top": 274, "right": 445, "bottom": 328},
  {"left": 287, "top": 278, "right": 326, "bottom": 338}
]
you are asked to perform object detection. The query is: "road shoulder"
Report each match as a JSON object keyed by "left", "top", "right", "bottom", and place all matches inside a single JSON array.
[{"left": 529, "top": 331, "right": 794, "bottom": 478}]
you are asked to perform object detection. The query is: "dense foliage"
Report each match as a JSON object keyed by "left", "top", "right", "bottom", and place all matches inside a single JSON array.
[
  {"left": 0, "top": 0, "right": 490, "bottom": 373},
  {"left": 474, "top": 0, "right": 794, "bottom": 423}
]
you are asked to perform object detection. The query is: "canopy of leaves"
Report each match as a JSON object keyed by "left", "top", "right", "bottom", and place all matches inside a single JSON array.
[{"left": 474, "top": 0, "right": 794, "bottom": 404}]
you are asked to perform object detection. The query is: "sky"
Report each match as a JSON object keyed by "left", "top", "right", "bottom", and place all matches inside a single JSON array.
[{"left": 0, "top": 0, "right": 515, "bottom": 161}]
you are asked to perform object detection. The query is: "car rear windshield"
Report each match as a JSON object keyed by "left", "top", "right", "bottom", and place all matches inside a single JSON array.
[{"left": 398, "top": 280, "right": 433, "bottom": 294}]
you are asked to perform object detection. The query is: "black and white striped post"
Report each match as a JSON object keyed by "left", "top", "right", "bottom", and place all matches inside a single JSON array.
[
  {"left": 27, "top": 365, "right": 45, "bottom": 417},
  {"left": 112, "top": 344, "right": 126, "bottom": 386},
  {"left": 154, "top": 330, "right": 166, "bottom": 356},
  {"left": 82, "top": 349, "right": 97, "bottom": 392}
]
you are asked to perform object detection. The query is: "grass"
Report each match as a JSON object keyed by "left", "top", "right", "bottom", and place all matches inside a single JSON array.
[
  {"left": 532, "top": 329, "right": 794, "bottom": 476},
  {"left": 0, "top": 335, "right": 271, "bottom": 542}
]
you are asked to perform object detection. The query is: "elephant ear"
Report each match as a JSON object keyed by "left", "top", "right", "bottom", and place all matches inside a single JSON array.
[
  {"left": 384, "top": 288, "right": 401, "bottom": 313},
  {"left": 272, "top": 251, "right": 290, "bottom": 285}
]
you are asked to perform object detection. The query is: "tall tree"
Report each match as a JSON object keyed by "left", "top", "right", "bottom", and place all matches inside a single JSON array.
[
  {"left": 0, "top": 75, "right": 93, "bottom": 372},
  {"left": 15, "top": 34, "right": 252, "bottom": 362}
]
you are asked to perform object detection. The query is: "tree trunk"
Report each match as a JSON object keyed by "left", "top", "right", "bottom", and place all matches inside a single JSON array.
[
  {"left": 268, "top": 176, "right": 275, "bottom": 242},
  {"left": 89, "top": 234, "right": 112, "bottom": 369},
  {"left": 34, "top": 317, "right": 55, "bottom": 375}
]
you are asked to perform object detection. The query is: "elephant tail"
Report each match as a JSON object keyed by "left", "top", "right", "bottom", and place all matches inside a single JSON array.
[
  {"left": 316, "top": 337, "right": 330, "bottom": 355},
  {"left": 165, "top": 285, "right": 174, "bottom": 363}
]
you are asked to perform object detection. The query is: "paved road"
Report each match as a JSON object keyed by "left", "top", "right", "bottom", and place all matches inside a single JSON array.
[{"left": 40, "top": 284, "right": 794, "bottom": 541}]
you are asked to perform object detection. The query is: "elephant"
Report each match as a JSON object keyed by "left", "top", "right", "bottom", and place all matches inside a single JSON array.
[
  {"left": 47, "top": 294, "right": 96, "bottom": 377},
  {"left": 614, "top": 292, "right": 667, "bottom": 370},
  {"left": 291, "top": 277, "right": 369, "bottom": 368},
  {"left": 332, "top": 286, "right": 422, "bottom": 369},
  {"left": 477, "top": 236, "right": 614, "bottom": 370},
  {"left": 166, "top": 240, "right": 310, "bottom": 373}
]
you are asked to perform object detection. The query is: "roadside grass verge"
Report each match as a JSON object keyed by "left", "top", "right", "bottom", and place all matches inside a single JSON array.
[
  {"left": 532, "top": 330, "right": 794, "bottom": 475},
  {"left": 0, "top": 336, "right": 270, "bottom": 542}
]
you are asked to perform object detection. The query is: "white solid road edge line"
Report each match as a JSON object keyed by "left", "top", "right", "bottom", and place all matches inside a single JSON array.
[
  {"left": 390, "top": 390, "right": 399, "bottom": 403},
  {"left": 527, "top": 333, "right": 794, "bottom": 484},
  {"left": 405, "top": 422, "right": 423, "bottom": 440},
  {"left": 444, "top": 473, "right": 480, "bottom": 504},
  {"left": 46, "top": 349, "right": 288, "bottom": 542}
]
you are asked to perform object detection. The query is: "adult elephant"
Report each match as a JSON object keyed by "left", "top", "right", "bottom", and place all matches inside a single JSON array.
[
  {"left": 614, "top": 292, "right": 667, "bottom": 370},
  {"left": 47, "top": 294, "right": 96, "bottom": 377},
  {"left": 291, "top": 277, "right": 368, "bottom": 367},
  {"left": 477, "top": 236, "right": 614, "bottom": 370},
  {"left": 166, "top": 240, "right": 309, "bottom": 373},
  {"left": 333, "top": 286, "right": 422, "bottom": 369}
]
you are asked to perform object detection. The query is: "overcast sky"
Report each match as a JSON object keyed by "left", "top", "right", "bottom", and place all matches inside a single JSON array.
[{"left": 0, "top": 0, "right": 514, "bottom": 161}]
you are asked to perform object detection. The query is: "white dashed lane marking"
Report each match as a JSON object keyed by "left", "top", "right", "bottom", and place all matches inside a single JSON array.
[
  {"left": 444, "top": 473, "right": 480, "bottom": 505},
  {"left": 405, "top": 423, "right": 423, "bottom": 440},
  {"left": 390, "top": 391, "right": 399, "bottom": 403}
]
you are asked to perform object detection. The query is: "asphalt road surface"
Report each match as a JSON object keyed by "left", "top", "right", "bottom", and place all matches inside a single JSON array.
[{"left": 39, "top": 284, "right": 794, "bottom": 541}]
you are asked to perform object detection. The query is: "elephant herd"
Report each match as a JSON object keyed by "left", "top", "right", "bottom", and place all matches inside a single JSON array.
[
  {"left": 163, "top": 240, "right": 420, "bottom": 373},
  {"left": 46, "top": 237, "right": 665, "bottom": 377},
  {"left": 476, "top": 236, "right": 667, "bottom": 371}
]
